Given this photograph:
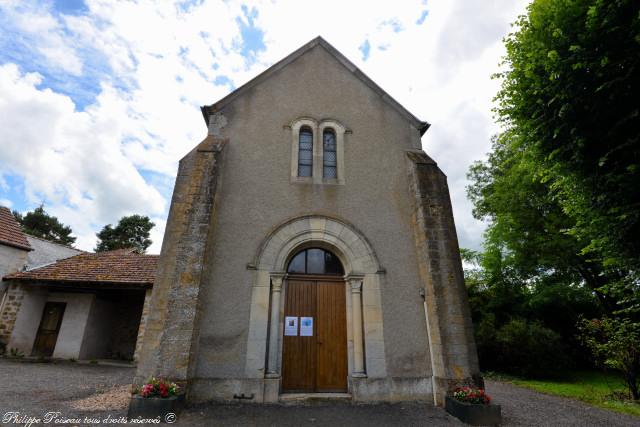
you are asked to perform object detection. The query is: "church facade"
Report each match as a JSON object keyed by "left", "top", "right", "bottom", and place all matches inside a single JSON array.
[{"left": 134, "top": 37, "right": 480, "bottom": 404}]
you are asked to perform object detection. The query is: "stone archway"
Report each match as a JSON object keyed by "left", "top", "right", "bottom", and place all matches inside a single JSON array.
[{"left": 244, "top": 215, "right": 387, "bottom": 401}]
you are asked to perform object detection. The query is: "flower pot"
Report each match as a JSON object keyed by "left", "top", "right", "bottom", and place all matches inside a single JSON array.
[
  {"left": 445, "top": 395, "right": 502, "bottom": 426},
  {"left": 127, "top": 394, "right": 184, "bottom": 423}
]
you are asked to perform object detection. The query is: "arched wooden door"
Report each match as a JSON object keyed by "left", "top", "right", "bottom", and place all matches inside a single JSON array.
[{"left": 281, "top": 249, "right": 348, "bottom": 393}]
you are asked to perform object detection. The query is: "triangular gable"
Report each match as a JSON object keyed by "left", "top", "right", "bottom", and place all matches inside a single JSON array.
[{"left": 201, "top": 36, "right": 430, "bottom": 135}]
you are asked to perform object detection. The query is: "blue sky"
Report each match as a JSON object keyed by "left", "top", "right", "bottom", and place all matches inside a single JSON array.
[{"left": 0, "top": 0, "right": 529, "bottom": 252}]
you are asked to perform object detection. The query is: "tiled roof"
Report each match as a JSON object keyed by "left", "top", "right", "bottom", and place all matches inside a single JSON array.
[
  {"left": 0, "top": 206, "right": 31, "bottom": 251},
  {"left": 4, "top": 248, "right": 158, "bottom": 286}
]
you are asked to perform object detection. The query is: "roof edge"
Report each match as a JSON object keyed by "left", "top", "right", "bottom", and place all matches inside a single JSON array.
[
  {"left": 3, "top": 276, "right": 153, "bottom": 285},
  {"left": 0, "top": 240, "right": 32, "bottom": 252},
  {"left": 201, "top": 36, "right": 430, "bottom": 135}
]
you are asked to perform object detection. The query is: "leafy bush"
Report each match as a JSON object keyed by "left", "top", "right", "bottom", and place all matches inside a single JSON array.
[
  {"left": 476, "top": 318, "right": 568, "bottom": 378},
  {"left": 577, "top": 317, "right": 640, "bottom": 400}
]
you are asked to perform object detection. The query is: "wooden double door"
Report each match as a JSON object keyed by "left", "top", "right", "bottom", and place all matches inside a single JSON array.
[{"left": 281, "top": 277, "right": 348, "bottom": 393}]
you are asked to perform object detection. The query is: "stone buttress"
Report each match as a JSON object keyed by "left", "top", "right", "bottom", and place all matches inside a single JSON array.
[
  {"left": 134, "top": 122, "right": 227, "bottom": 396},
  {"left": 406, "top": 150, "right": 481, "bottom": 405}
]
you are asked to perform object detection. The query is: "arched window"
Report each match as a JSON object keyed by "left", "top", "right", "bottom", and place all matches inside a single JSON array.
[
  {"left": 287, "top": 248, "right": 344, "bottom": 275},
  {"left": 298, "top": 127, "right": 313, "bottom": 177},
  {"left": 289, "top": 118, "right": 345, "bottom": 184},
  {"left": 323, "top": 129, "right": 337, "bottom": 179}
]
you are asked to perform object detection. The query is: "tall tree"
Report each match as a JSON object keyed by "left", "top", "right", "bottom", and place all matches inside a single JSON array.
[
  {"left": 468, "top": 133, "right": 616, "bottom": 313},
  {"left": 495, "top": 0, "right": 640, "bottom": 272},
  {"left": 13, "top": 205, "right": 76, "bottom": 246},
  {"left": 95, "top": 215, "right": 155, "bottom": 253}
]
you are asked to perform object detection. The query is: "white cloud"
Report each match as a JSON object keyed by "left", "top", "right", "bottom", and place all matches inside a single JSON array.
[
  {"left": 0, "top": 2, "right": 84, "bottom": 75},
  {"left": 0, "top": 63, "right": 165, "bottom": 251},
  {"left": 0, "top": 0, "right": 531, "bottom": 253}
]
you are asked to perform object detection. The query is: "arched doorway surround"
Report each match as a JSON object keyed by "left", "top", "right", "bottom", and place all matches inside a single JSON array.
[{"left": 244, "top": 215, "right": 386, "bottom": 399}]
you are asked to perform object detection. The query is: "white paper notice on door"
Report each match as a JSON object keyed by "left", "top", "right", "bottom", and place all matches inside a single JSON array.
[
  {"left": 300, "top": 317, "right": 313, "bottom": 336},
  {"left": 284, "top": 316, "right": 298, "bottom": 336}
]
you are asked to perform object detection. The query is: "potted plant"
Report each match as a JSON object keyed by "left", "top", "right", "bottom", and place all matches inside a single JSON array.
[
  {"left": 445, "top": 386, "right": 501, "bottom": 426},
  {"left": 128, "top": 378, "right": 183, "bottom": 423}
]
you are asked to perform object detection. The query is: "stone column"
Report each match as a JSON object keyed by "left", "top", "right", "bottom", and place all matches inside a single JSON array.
[
  {"left": 266, "top": 273, "right": 284, "bottom": 377},
  {"left": 347, "top": 275, "right": 366, "bottom": 377}
]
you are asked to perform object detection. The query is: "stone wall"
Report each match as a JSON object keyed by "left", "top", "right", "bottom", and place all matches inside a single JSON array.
[
  {"left": 406, "top": 149, "right": 481, "bottom": 404},
  {"left": 25, "top": 235, "right": 82, "bottom": 269},
  {"left": 133, "top": 289, "right": 152, "bottom": 362},
  {"left": 0, "top": 245, "right": 29, "bottom": 311},
  {"left": 193, "top": 43, "right": 432, "bottom": 390},
  {"left": 0, "top": 282, "right": 25, "bottom": 347}
]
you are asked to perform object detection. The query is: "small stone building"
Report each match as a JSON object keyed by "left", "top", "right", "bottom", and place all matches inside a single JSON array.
[
  {"left": 1, "top": 249, "right": 155, "bottom": 361},
  {"left": 0, "top": 206, "right": 84, "bottom": 326},
  {"left": 135, "top": 37, "right": 480, "bottom": 404},
  {"left": 0, "top": 206, "right": 33, "bottom": 300}
]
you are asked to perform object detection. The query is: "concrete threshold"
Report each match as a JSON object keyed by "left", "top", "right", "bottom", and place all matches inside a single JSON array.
[{"left": 279, "top": 393, "right": 352, "bottom": 403}]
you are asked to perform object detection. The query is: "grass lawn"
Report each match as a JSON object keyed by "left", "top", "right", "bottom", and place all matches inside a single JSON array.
[{"left": 486, "top": 370, "right": 640, "bottom": 417}]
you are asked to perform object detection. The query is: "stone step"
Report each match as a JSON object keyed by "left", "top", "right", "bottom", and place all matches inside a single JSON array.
[{"left": 279, "top": 393, "right": 352, "bottom": 404}]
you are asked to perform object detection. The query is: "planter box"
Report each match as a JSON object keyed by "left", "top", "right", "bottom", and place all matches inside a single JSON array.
[
  {"left": 445, "top": 396, "right": 501, "bottom": 426},
  {"left": 127, "top": 395, "right": 184, "bottom": 423}
]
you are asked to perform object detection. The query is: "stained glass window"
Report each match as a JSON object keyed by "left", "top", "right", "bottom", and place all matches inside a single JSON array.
[
  {"left": 323, "top": 129, "right": 337, "bottom": 179},
  {"left": 298, "top": 127, "right": 313, "bottom": 177}
]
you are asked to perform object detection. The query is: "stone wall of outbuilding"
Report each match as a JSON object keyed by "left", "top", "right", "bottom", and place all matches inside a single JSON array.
[{"left": 0, "top": 282, "right": 25, "bottom": 347}]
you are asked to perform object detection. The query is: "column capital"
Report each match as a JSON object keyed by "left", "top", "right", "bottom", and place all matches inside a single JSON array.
[
  {"left": 345, "top": 274, "right": 364, "bottom": 292},
  {"left": 345, "top": 273, "right": 365, "bottom": 282},
  {"left": 270, "top": 272, "right": 285, "bottom": 290}
]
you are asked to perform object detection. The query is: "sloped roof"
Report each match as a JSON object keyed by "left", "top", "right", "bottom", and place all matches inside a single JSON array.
[
  {"left": 201, "top": 36, "right": 430, "bottom": 135},
  {"left": 4, "top": 248, "right": 158, "bottom": 286},
  {"left": 0, "top": 206, "right": 31, "bottom": 251}
]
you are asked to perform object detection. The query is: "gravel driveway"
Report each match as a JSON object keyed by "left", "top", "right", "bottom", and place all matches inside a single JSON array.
[{"left": 0, "top": 358, "right": 637, "bottom": 426}]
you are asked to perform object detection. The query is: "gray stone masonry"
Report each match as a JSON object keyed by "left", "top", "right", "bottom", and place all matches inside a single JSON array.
[
  {"left": 406, "top": 150, "right": 481, "bottom": 404},
  {"left": 134, "top": 133, "right": 227, "bottom": 396}
]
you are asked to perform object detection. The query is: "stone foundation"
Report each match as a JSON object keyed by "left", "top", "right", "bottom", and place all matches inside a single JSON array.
[{"left": 186, "top": 376, "right": 433, "bottom": 403}]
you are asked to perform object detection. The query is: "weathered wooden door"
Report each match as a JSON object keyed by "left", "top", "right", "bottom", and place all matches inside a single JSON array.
[
  {"left": 32, "top": 302, "right": 66, "bottom": 357},
  {"left": 281, "top": 278, "right": 347, "bottom": 392}
]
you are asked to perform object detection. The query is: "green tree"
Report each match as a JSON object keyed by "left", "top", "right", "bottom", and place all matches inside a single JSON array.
[
  {"left": 95, "top": 215, "right": 155, "bottom": 253},
  {"left": 13, "top": 205, "right": 76, "bottom": 246},
  {"left": 467, "top": 133, "right": 614, "bottom": 313},
  {"left": 495, "top": 0, "right": 640, "bottom": 280},
  {"left": 578, "top": 317, "right": 640, "bottom": 400}
]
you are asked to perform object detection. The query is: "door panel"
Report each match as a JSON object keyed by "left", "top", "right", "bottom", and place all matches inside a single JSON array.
[
  {"left": 32, "top": 302, "right": 66, "bottom": 357},
  {"left": 281, "top": 280, "right": 316, "bottom": 392},
  {"left": 282, "top": 279, "right": 347, "bottom": 393},
  {"left": 316, "top": 281, "right": 348, "bottom": 391}
]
